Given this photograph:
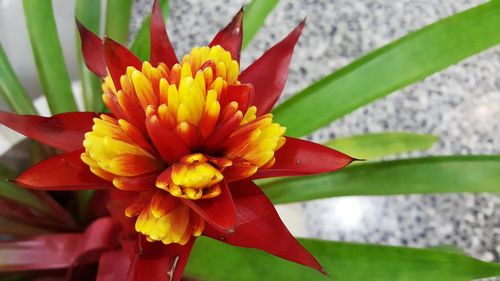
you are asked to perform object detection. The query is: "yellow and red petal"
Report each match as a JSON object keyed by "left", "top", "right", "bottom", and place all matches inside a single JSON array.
[
  {"left": 0, "top": 111, "right": 98, "bottom": 152},
  {"left": 252, "top": 137, "right": 354, "bottom": 179},
  {"left": 241, "top": 20, "right": 305, "bottom": 115},
  {"left": 76, "top": 21, "right": 106, "bottom": 77},
  {"left": 112, "top": 173, "right": 157, "bottom": 191},
  {"left": 219, "top": 84, "right": 254, "bottom": 112},
  {"left": 150, "top": 0, "right": 177, "bottom": 67},
  {"left": 209, "top": 8, "right": 244, "bottom": 63},
  {"left": 15, "top": 150, "right": 112, "bottom": 191},
  {"left": 145, "top": 115, "right": 190, "bottom": 163},
  {"left": 204, "top": 180, "right": 326, "bottom": 274}
]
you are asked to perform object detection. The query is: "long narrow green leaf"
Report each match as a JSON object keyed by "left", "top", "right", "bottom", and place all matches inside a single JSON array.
[
  {"left": 186, "top": 237, "right": 500, "bottom": 281},
  {"left": 242, "top": 0, "right": 279, "bottom": 49},
  {"left": 273, "top": 0, "right": 500, "bottom": 137},
  {"left": 0, "top": 45, "right": 37, "bottom": 115},
  {"left": 75, "top": 0, "right": 103, "bottom": 112},
  {"left": 130, "top": 0, "right": 169, "bottom": 61},
  {"left": 105, "top": 0, "right": 133, "bottom": 44},
  {"left": 0, "top": 180, "right": 51, "bottom": 215},
  {"left": 327, "top": 132, "right": 438, "bottom": 160},
  {"left": 262, "top": 156, "right": 500, "bottom": 204},
  {"left": 22, "top": 0, "right": 77, "bottom": 114}
]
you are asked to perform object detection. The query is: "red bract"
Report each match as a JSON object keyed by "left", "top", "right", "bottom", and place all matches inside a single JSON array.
[{"left": 0, "top": 1, "right": 354, "bottom": 280}]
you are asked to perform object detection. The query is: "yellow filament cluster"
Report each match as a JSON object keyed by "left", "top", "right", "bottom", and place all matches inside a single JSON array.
[
  {"left": 125, "top": 192, "right": 204, "bottom": 245},
  {"left": 157, "top": 153, "right": 223, "bottom": 200},
  {"left": 225, "top": 114, "right": 286, "bottom": 168},
  {"left": 81, "top": 115, "right": 162, "bottom": 181}
]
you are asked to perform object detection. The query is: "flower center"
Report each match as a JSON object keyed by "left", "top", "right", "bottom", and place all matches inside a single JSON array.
[
  {"left": 158, "top": 153, "right": 224, "bottom": 200},
  {"left": 81, "top": 45, "right": 286, "bottom": 244}
]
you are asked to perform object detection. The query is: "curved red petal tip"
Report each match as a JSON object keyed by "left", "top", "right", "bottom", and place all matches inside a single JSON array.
[
  {"left": 76, "top": 20, "right": 107, "bottom": 77},
  {"left": 240, "top": 20, "right": 305, "bottom": 115},
  {"left": 204, "top": 180, "right": 324, "bottom": 273},
  {"left": 252, "top": 137, "right": 354, "bottom": 179},
  {"left": 15, "top": 150, "right": 113, "bottom": 191},
  {"left": 103, "top": 37, "right": 142, "bottom": 89},
  {"left": 209, "top": 8, "right": 244, "bottom": 62},
  {"left": 150, "top": 0, "right": 178, "bottom": 67},
  {"left": 182, "top": 181, "right": 236, "bottom": 232},
  {"left": 0, "top": 110, "right": 98, "bottom": 152}
]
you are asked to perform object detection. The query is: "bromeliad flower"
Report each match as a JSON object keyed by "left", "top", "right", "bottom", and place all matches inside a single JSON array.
[{"left": 0, "top": 1, "right": 353, "bottom": 280}]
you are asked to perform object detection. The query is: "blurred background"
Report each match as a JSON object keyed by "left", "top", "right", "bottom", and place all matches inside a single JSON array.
[{"left": 1, "top": 0, "right": 499, "bottom": 266}]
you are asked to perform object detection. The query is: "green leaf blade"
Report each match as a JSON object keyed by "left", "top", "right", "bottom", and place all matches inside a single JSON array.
[
  {"left": 0, "top": 180, "right": 51, "bottom": 215},
  {"left": 22, "top": 0, "right": 78, "bottom": 114},
  {"left": 242, "top": 0, "right": 280, "bottom": 49},
  {"left": 327, "top": 132, "right": 438, "bottom": 160},
  {"left": 273, "top": 0, "right": 500, "bottom": 137},
  {"left": 0, "top": 45, "right": 37, "bottom": 115},
  {"left": 105, "top": 0, "right": 134, "bottom": 44},
  {"left": 130, "top": 0, "right": 169, "bottom": 61},
  {"left": 186, "top": 237, "right": 500, "bottom": 281},
  {"left": 263, "top": 155, "right": 500, "bottom": 204},
  {"left": 75, "top": 0, "right": 103, "bottom": 112}
]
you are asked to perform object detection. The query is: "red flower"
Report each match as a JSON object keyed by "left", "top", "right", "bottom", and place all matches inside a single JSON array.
[{"left": 0, "top": 1, "right": 353, "bottom": 280}]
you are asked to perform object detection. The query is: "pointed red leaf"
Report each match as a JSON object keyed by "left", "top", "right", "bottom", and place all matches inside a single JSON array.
[
  {"left": 127, "top": 237, "right": 195, "bottom": 281},
  {"left": 204, "top": 180, "right": 325, "bottom": 274},
  {"left": 209, "top": 9, "right": 244, "bottom": 62},
  {"left": 76, "top": 21, "right": 107, "bottom": 77},
  {"left": 0, "top": 217, "right": 118, "bottom": 272},
  {"left": 97, "top": 250, "right": 131, "bottom": 281},
  {"left": 150, "top": 0, "right": 178, "bottom": 67},
  {"left": 0, "top": 110, "right": 98, "bottom": 152},
  {"left": 182, "top": 181, "right": 236, "bottom": 232},
  {"left": 252, "top": 137, "right": 353, "bottom": 179},
  {"left": 103, "top": 38, "right": 143, "bottom": 89},
  {"left": 15, "top": 150, "right": 113, "bottom": 191},
  {"left": 240, "top": 21, "right": 305, "bottom": 115}
]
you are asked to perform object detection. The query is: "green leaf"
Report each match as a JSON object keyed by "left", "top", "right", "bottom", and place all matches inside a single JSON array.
[
  {"left": 0, "top": 164, "right": 16, "bottom": 179},
  {"left": 242, "top": 0, "right": 280, "bottom": 49},
  {"left": 0, "top": 217, "right": 51, "bottom": 236},
  {"left": 262, "top": 156, "right": 500, "bottom": 204},
  {"left": 75, "top": 0, "right": 103, "bottom": 112},
  {"left": 0, "top": 180, "right": 51, "bottom": 215},
  {"left": 186, "top": 237, "right": 500, "bottom": 281},
  {"left": 105, "top": 0, "right": 133, "bottom": 44},
  {"left": 273, "top": 0, "right": 500, "bottom": 137},
  {"left": 130, "top": 0, "right": 169, "bottom": 61},
  {"left": 430, "top": 245, "right": 465, "bottom": 255},
  {"left": 0, "top": 45, "right": 37, "bottom": 115},
  {"left": 22, "top": 0, "right": 78, "bottom": 114},
  {"left": 327, "top": 132, "right": 438, "bottom": 160}
]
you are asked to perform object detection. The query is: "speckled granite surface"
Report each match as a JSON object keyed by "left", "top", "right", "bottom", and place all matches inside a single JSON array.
[{"left": 129, "top": 0, "right": 500, "bottom": 267}]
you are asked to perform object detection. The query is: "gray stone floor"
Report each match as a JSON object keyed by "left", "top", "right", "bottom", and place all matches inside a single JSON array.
[{"left": 130, "top": 0, "right": 500, "bottom": 266}]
